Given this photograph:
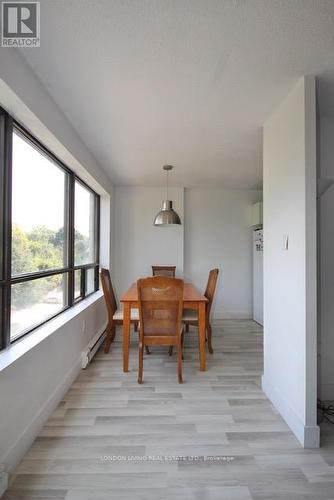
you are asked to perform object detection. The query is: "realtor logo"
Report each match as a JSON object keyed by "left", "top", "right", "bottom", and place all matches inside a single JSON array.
[{"left": 1, "top": 2, "right": 40, "bottom": 46}]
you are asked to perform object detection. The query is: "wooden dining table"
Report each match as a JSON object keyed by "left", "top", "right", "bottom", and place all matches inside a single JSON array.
[{"left": 120, "top": 282, "right": 208, "bottom": 372}]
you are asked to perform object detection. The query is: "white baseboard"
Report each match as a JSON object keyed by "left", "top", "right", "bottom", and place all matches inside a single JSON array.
[{"left": 262, "top": 375, "right": 320, "bottom": 448}]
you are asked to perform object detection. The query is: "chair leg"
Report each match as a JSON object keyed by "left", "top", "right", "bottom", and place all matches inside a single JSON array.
[
  {"left": 137, "top": 330, "right": 150, "bottom": 354},
  {"left": 170, "top": 326, "right": 187, "bottom": 357},
  {"left": 181, "top": 330, "right": 185, "bottom": 360},
  {"left": 104, "top": 324, "right": 114, "bottom": 353},
  {"left": 169, "top": 344, "right": 182, "bottom": 359},
  {"left": 138, "top": 342, "right": 144, "bottom": 384},
  {"left": 177, "top": 340, "right": 183, "bottom": 384},
  {"left": 111, "top": 324, "right": 116, "bottom": 342},
  {"left": 207, "top": 322, "right": 213, "bottom": 354}
]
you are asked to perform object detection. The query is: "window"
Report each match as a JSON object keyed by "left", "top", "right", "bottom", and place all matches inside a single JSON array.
[
  {"left": 0, "top": 108, "right": 100, "bottom": 349},
  {"left": 11, "top": 273, "right": 68, "bottom": 340},
  {"left": 74, "top": 269, "right": 82, "bottom": 301},
  {"left": 75, "top": 180, "right": 96, "bottom": 266},
  {"left": 12, "top": 131, "right": 67, "bottom": 275},
  {"left": 74, "top": 179, "right": 99, "bottom": 309}
]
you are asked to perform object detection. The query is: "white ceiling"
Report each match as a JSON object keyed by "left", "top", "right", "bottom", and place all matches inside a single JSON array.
[{"left": 18, "top": 0, "right": 334, "bottom": 188}]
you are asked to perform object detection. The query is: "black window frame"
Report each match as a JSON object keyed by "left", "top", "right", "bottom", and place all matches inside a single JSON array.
[{"left": 0, "top": 107, "right": 100, "bottom": 349}]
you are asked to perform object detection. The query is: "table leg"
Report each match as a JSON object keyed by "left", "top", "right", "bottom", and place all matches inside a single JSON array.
[
  {"left": 123, "top": 302, "right": 130, "bottom": 372},
  {"left": 198, "top": 302, "right": 206, "bottom": 371}
]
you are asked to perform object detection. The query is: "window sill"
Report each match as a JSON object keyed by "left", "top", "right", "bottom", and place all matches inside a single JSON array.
[{"left": 0, "top": 290, "right": 104, "bottom": 373}]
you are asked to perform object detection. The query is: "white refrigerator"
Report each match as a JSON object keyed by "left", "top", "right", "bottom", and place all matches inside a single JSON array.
[{"left": 253, "top": 228, "right": 263, "bottom": 326}]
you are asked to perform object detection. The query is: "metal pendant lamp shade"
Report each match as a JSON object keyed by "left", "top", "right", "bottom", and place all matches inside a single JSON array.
[
  {"left": 154, "top": 200, "right": 181, "bottom": 226},
  {"left": 154, "top": 165, "right": 181, "bottom": 226}
]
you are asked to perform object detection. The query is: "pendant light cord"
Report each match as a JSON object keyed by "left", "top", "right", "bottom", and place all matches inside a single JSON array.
[{"left": 166, "top": 168, "right": 169, "bottom": 200}]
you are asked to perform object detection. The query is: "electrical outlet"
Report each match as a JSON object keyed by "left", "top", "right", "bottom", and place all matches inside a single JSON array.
[{"left": 82, "top": 320, "right": 86, "bottom": 332}]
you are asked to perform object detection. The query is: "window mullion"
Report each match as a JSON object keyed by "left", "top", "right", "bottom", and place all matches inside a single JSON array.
[
  {"left": 0, "top": 110, "right": 5, "bottom": 350},
  {"left": 81, "top": 267, "right": 86, "bottom": 299},
  {"left": 68, "top": 173, "right": 75, "bottom": 307},
  {"left": 1, "top": 112, "right": 13, "bottom": 349},
  {"left": 95, "top": 195, "right": 100, "bottom": 265},
  {"left": 95, "top": 196, "right": 100, "bottom": 292}
]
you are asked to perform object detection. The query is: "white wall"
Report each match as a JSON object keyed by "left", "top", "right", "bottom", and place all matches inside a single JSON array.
[
  {"left": 0, "top": 50, "right": 112, "bottom": 195},
  {"left": 113, "top": 186, "right": 261, "bottom": 319},
  {"left": 0, "top": 298, "right": 106, "bottom": 473},
  {"left": 184, "top": 188, "right": 262, "bottom": 318},
  {"left": 0, "top": 50, "right": 113, "bottom": 475},
  {"left": 262, "top": 76, "right": 319, "bottom": 448},
  {"left": 113, "top": 186, "right": 184, "bottom": 296},
  {"left": 319, "top": 116, "right": 334, "bottom": 399}
]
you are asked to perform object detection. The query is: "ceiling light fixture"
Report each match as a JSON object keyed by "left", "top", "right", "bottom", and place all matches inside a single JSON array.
[{"left": 154, "top": 165, "right": 181, "bottom": 226}]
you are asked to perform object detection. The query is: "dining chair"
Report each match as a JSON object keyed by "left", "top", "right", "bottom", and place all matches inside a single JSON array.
[
  {"left": 183, "top": 268, "right": 219, "bottom": 354},
  {"left": 100, "top": 268, "right": 139, "bottom": 354},
  {"left": 137, "top": 276, "right": 184, "bottom": 384},
  {"left": 152, "top": 265, "right": 176, "bottom": 277}
]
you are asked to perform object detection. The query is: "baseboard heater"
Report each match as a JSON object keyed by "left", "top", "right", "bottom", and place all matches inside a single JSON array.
[{"left": 81, "top": 325, "right": 107, "bottom": 369}]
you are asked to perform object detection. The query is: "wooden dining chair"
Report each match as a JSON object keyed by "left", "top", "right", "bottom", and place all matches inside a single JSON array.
[
  {"left": 183, "top": 268, "right": 219, "bottom": 354},
  {"left": 152, "top": 265, "right": 176, "bottom": 277},
  {"left": 137, "top": 276, "right": 184, "bottom": 384},
  {"left": 100, "top": 268, "right": 139, "bottom": 354}
]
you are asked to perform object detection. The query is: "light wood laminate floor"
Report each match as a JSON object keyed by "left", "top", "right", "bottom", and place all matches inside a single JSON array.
[{"left": 4, "top": 320, "right": 334, "bottom": 500}]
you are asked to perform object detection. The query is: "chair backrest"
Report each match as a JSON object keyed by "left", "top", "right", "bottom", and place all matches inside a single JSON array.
[
  {"left": 152, "top": 265, "right": 176, "bottom": 277},
  {"left": 137, "top": 276, "right": 184, "bottom": 338},
  {"left": 204, "top": 268, "right": 219, "bottom": 318},
  {"left": 100, "top": 268, "right": 118, "bottom": 323}
]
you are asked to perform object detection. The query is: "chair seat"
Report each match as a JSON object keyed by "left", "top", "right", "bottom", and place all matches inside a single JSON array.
[
  {"left": 182, "top": 309, "right": 198, "bottom": 322},
  {"left": 113, "top": 308, "right": 139, "bottom": 321}
]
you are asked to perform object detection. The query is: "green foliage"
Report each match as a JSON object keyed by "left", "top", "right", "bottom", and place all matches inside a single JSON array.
[
  {"left": 11, "top": 224, "right": 89, "bottom": 309},
  {"left": 11, "top": 226, "right": 32, "bottom": 276},
  {"left": 74, "top": 229, "right": 92, "bottom": 265},
  {"left": 28, "top": 225, "right": 64, "bottom": 271}
]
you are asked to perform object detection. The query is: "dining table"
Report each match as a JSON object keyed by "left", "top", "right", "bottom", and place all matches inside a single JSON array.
[{"left": 120, "top": 281, "right": 208, "bottom": 372}]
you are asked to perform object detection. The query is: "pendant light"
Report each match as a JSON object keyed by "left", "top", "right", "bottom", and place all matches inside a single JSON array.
[{"left": 154, "top": 165, "right": 181, "bottom": 226}]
